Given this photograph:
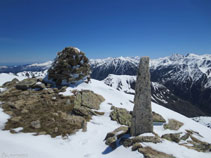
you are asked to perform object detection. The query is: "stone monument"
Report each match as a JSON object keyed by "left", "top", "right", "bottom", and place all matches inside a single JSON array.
[
  {"left": 130, "top": 57, "right": 153, "bottom": 136},
  {"left": 47, "top": 47, "right": 90, "bottom": 86}
]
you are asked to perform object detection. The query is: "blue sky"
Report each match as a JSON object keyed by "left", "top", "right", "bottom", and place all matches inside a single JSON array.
[{"left": 0, "top": 0, "right": 211, "bottom": 65}]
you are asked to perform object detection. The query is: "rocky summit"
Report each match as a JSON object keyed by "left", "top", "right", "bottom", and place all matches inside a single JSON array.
[
  {"left": 47, "top": 47, "right": 90, "bottom": 86},
  {"left": 0, "top": 78, "right": 104, "bottom": 137}
]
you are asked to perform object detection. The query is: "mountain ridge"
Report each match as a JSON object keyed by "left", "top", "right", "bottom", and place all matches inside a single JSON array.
[{"left": 0, "top": 53, "right": 211, "bottom": 116}]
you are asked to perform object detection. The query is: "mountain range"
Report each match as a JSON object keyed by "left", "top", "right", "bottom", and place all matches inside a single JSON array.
[{"left": 0, "top": 53, "right": 211, "bottom": 117}]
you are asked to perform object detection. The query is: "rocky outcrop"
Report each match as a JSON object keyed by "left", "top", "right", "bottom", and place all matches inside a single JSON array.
[
  {"left": 104, "top": 127, "right": 176, "bottom": 158},
  {"left": 121, "top": 135, "right": 161, "bottom": 147},
  {"left": 15, "top": 78, "right": 38, "bottom": 90},
  {"left": 47, "top": 47, "right": 90, "bottom": 86},
  {"left": 109, "top": 106, "right": 132, "bottom": 126},
  {"left": 109, "top": 106, "right": 165, "bottom": 126},
  {"left": 81, "top": 90, "right": 105, "bottom": 110},
  {"left": 152, "top": 112, "right": 166, "bottom": 123},
  {"left": 0, "top": 78, "right": 104, "bottom": 137},
  {"left": 164, "top": 119, "right": 184, "bottom": 130},
  {"left": 104, "top": 126, "right": 129, "bottom": 148},
  {"left": 131, "top": 57, "right": 153, "bottom": 136},
  {"left": 2, "top": 78, "right": 19, "bottom": 88},
  {"left": 138, "top": 147, "right": 176, "bottom": 158},
  {"left": 181, "top": 135, "right": 211, "bottom": 152},
  {"left": 72, "top": 90, "right": 105, "bottom": 119},
  {"left": 161, "top": 133, "right": 182, "bottom": 143}
]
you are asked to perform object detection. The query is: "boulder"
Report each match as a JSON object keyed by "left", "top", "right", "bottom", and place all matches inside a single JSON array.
[
  {"left": 2, "top": 78, "right": 19, "bottom": 88},
  {"left": 121, "top": 135, "right": 161, "bottom": 147},
  {"left": 104, "top": 126, "right": 129, "bottom": 148},
  {"left": 180, "top": 133, "right": 190, "bottom": 141},
  {"left": 132, "top": 143, "right": 143, "bottom": 151},
  {"left": 109, "top": 106, "right": 165, "bottom": 127},
  {"left": 31, "top": 120, "right": 41, "bottom": 129},
  {"left": 110, "top": 106, "right": 132, "bottom": 126},
  {"left": 152, "top": 112, "right": 166, "bottom": 123},
  {"left": 188, "top": 135, "right": 211, "bottom": 152},
  {"left": 16, "top": 78, "right": 37, "bottom": 90},
  {"left": 81, "top": 90, "right": 105, "bottom": 110},
  {"left": 105, "top": 136, "right": 116, "bottom": 146},
  {"left": 164, "top": 119, "right": 184, "bottom": 130},
  {"left": 60, "top": 113, "right": 87, "bottom": 132},
  {"left": 161, "top": 133, "right": 182, "bottom": 143},
  {"left": 47, "top": 47, "right": 91, "bottom": 86},
  {"left": 138, "top": 147, "right": 176, "bottom": 158},
  {"left": 104, "top": 126, "right": 129, "bottom": 141}
]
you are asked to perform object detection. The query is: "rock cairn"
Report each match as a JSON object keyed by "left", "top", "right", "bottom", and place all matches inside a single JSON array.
[
  {"left": 47, "top": 47, "right": 90, "bottom": 86},
  {"left": 131, "top": 57, "right": 153, "bottom": 136}
]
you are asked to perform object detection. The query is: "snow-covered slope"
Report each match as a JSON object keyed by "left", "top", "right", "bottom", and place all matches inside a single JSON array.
[
  {"left": 103, "top": 74, "right": 136, "bottom": 94},
  {"left": 90, "top": 57, "right": 139, "bottom": 80},
  {"left": 90, "top": 53, "right": 211, "bottom": 116},
  {"left": 192, "top": 117, "right": 211, "bottom": 129},
  {"left": 0, "top": 76, "right": 211, "bottom": 158},
  {"left": 103, "top": 74, "right": 206, "bottom": 117},
  {"left": 0, "top": 73, "right": 26, "bottom": 86}
]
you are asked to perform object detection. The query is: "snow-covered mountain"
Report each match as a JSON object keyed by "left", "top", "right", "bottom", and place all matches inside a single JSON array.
[
  {"left": 90, "top": 54, "right": 211, "bottom": 116},
  {"left": 0, "top": 53, "right": 211, "bottom": 116},
  {"left": 0, "top": 75, "right": 211, "bottom": 158},
  {"left": 0, "top": 61, "right": 52, "bottom": 74},
  {"left": 103, "top": 74, "right": 205, "bottom": 117},
  {"left": 90, "top": 57, "right": 139, "bottom": 80}
]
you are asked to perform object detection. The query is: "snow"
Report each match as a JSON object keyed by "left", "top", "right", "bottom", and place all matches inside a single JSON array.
[
  {"left": 0, "top": 78, "right": 211, "bottom": 158},
  {"left": 192, "top": 116, "right": 211, "bottom": 129},
  {"left": 28, "top": 61, "right": 53, "bottom": 67},
  {"left": 0, "top": 73, "right": 26, "bottom": 86},
  {"left": 103, "top": 74, "right": 136, "bottom": 94},
  {"left": 150, "top": 53, "right": 211, "bottom": 88}
]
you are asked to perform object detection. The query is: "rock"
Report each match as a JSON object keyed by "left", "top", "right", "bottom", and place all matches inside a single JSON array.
[
  {"left": 188, "top": 135, "right": 211, "bottom": 152},
  {"left": 131, "top": 57, "right": 153, "bottom": 136},
  {"left": 152, "top": 112, "right": 166, "bottom": 123},
  {"left": 32, "top": 82, "right": 46, "bottom": 90},
  {"left": 180, "top": 133, "right": 190, "bottom": 141},
  {"left": 31, "top": 120, "right": 41, "bottom": 129},
  {"left": 39, "top": 131, "right": 47, "bottom": 135},
  {"left": 61, "top": 113, "right": 87, "bottom": 132},
  {"left": 109, "top": 106, "right": 165, "bottom": 127},
  {"left": 164, "top": 119, "right": 184, "bottom": 130},
  {"left": 81, "top": 90, "right": 105, "bottom": 110},
  {"left": 0, "top": 80, "right": 104, "bottom": 137},
  {"left": 16, "top": 78, "right": 37, "bottom": 90},
  {"left": 161, "top": 133, "right": 182, "bottom": 143},
  {"left": 132, "top": 143, "right": 143, "bottom": 151},
  {"left": 73, "top": 106, "right": 91, "bottom": 118},
  {"left": 105, "top": 136, "right": 116, "bottom": 146},
  {"left": 92, "top": 111, "right": 105, "bottom": 115},
  {"left": 110, "top": 106, "right": 132, "bottom": 126},
  {"left": 11, "top": 116, "right": 21, "bottom": 122},
  {"left": 104, "top": 126, "right": 129, "bottom": 141},
  {"left": 104, "top": 126, "right": 129, "bottom": 148},
  {"left": 138, "top": 147, "right": 176, "bottom": 158},
  {"left": 2, "top": 78, "right": 19, "bottom": 88},
  {"left": 74, "top": 92, "right": 82, "bottom": 108},
  {"left": 47, "top": 47, "right": 91, "bottom": 86},
  {"left": 121, "top": 135, "right": 161, "bottom": 147}
]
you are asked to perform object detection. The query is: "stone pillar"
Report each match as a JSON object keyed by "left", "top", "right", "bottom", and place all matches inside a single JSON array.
[{"left": 130, "top": 57, "right": 153, "bottom": 136}]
